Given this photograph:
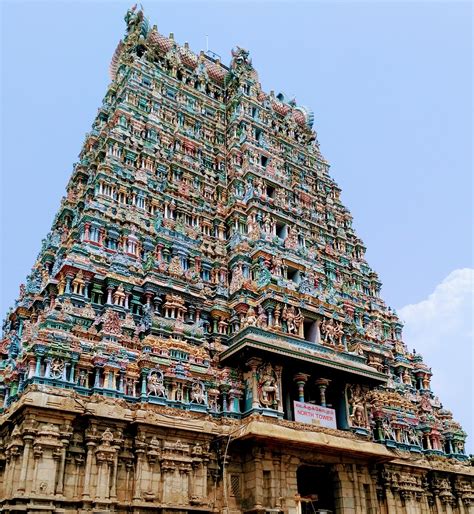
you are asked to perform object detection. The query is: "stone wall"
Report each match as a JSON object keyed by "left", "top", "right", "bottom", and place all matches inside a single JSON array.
[{"left": 1, "top": 391, "right": 472, "bottom": 514}]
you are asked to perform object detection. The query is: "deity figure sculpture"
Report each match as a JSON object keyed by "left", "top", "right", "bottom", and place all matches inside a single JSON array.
[
  {"left": 271, "top": 254, "right": 283, "bottom": 277},
  {"left": 168, "top": 256, "right": 183, "bottom": 277},
  {"left": 254, "top": 177, "right": 264, "bottom": 196},
  {"left": 18, "top": 283, "right": 26, "bottom": 301},
  {"left": 243, "top": 306, "right": 258, "bottom": 327},
  {"left": 407, "top": 427, "right": 421, "bottom": 446},
  {"left": 231, "top": 46, "right": 253, "bottom": 73},
  {"left": 77, "top": 369, "right": 88, "bottom": 387},
  {"left": 393, "top": 340, "right": 406, "bottom": 355},
  {"left": 275, "top": 188, "right": 286, "bottom": 207},
  {"left": 348, "top": 384, "right": 368, "bottom": 428},
  {"left": 420, "top": 394, "right": 433, "bottom": 413},
  {"left": 190, "top": 380, "right": 206, "bottom": 404},
  {"left": 321, "top": 318, "right": 344, "bottom": 347},
  {"left": 147, "top": 371, "right": 167, "bottom": 398},
  {"left": 321, "top": 318, "right": 335, "bottom": 345},
  {"left": 124, "top": 4, "right": 140, "bottom": 32},
  {"left": 229, "top": 262, "right": 244, "bottom": 295},
  {"left": 149, "top": 436, "right": 160, "bottom": 452},
  {"left": 247, "top": 216, "right": 259, "bottom": 240},
  {"left": 41, "top": 266, "right": 50, "bottom": 288},
  {"left": 365, "top": 321, "right": 380, "bottom": 340},
  {"left": 333, "top": 321, "right": 344, "bottom": 347},
  {"left": 282, "top": 305, "right": 303, "bottom": 335},
  {"left": 125, "top": 378, "right": 135, "bottom": 396},
  {"left": 208, "top": 392, "right": 220, "bottom": 412},
  {"left": 256, "top": 259, "right": 271, "bottom": 287},
  {"left": 143, "top": 251, "right": 155, "bottom": 272},
  {"left": 298, "top": 272, "right": 312, "bottom": 294},
  {"left": 284, "top": 225, "right": 298, "bottom": 249},
  {"left": 175, "top": 383, "right": 184, "bottom": 402},
  {"left": 263, "top": 213, "right": 273, "bottom": 236},
  {"left": 258, "top": 363, "right": 279, "bottom": 409},
  {"left": 256, "top": 305, "right": 268, "bottom": 329},
  {"left": 381, "top": 419, "right": 396, "bottom": 441},
  {"left": 453, "top": 440, "right": 465, "bottom": 454},
  {"left": 402, "top": 369, "right": 412, "bottom": 385},
  {"left": 94, "top": 309, "right": 123, "bottom": 337},
  {"left": 153, "top": 211, "right": 164, "bottom": 232},
  {"left": 50, "top": 358, "right": 65, "bottom": 379}
]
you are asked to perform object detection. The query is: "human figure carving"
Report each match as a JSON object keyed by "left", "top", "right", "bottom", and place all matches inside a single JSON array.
[
  {"left": 258, "top": 363, "right": 278, "bottom": 408},
  {"left": 229, "top": 262, "right": 244, "bottom": 294},
  {"left": 256, "top": 305, "right": 268, "bottom": 328},
  {"left": 50, "top": 358, "right": 65, "bottom": 379},
  {"left": 282, "top": 305, "right": 303, "bottom": 335},
  {"left": 349, "top": 384, "right": 367, "bottom": 428},
  {"left": 190, "top": 380, "right": 206, "bottom": 404},
  {"left": 148, "top": 371, "right": 167, "bottom": 398},
  {"left": 243, "top": 306, "right": 258, "bottom": 327}
]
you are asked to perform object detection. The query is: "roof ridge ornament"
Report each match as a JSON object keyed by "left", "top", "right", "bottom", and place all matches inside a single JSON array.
[{"left": 230, "top": 46, "right": 253, "bottom": 72}]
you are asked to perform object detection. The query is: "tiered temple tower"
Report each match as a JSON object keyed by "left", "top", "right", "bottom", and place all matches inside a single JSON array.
[{"left": 1, "top": 8, "right": 472, "bottom": 514}]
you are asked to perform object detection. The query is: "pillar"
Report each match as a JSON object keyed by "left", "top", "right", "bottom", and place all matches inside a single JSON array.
[
  {"left": 17, "top": 436, "right": 32, "bottom": 493},
  {"left": 82, "top": 440, "right": 96, "bottom": 498},
  {"left": 141, "top": 369, "right": 148, "bottom": 397},
  {"left": 69, "top": 361, "right": 76, "bottom": 382},
  {"left": 246, "top": 357, "right": 262, "bottom": 409},
  {"left": 293, "top": 373, "right": 310, "bottom": 403},
  {"left": 315, "top": 378, "right": 331, "bottom": 407},
  {"left": 55, "top": 442, "right": 67, "bottom": 495},
  {"left": 34, "top": 355, "right": 42, "bottom": 376}
]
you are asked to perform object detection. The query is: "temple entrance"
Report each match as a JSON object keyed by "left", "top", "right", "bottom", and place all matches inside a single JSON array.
[{"left": 297, "top": 465, "right": 335, "bottom": 514}]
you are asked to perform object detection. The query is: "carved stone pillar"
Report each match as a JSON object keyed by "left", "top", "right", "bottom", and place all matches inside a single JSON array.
[
  {"left": 246, "top": 357, "right": 262, "bottom": 409},
  {"left": 55, "top": 439, "right": 68, "bottom": 495},
  {"left": 160, "top": 460, "right": 177, "bottom": 504},
  {"left": 82, "top": 440, "right": 97, "bottom": 499},
  {"left": 31, "top": 444, "right": 43, "bottom": 494},
  {"left": 133, "top": 436, "right": 147, "bottom": 500},
  {"left": 109, "top": 446, "right": 119, "bottom": 500},
  {"left": 17, "top": 434, "right": 33, "bottom": 493},
  {"left": 252, "top": 447, "right": 264, "bottom": 509}
]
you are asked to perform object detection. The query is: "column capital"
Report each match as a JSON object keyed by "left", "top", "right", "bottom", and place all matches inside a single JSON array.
[
  {"left": 246, "top": 357, "right": 262, "bottom": 370},
  {"left": 315, "top": 378, "right": 331, "bottom": 388},
  {"left": 293, "top": 372, "right": 310, "bottom": 384}
]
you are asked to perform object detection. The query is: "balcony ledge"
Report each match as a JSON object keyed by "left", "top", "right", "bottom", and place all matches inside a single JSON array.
[{"left": 232, "top": 419, "right": 395, "bottom": 462}]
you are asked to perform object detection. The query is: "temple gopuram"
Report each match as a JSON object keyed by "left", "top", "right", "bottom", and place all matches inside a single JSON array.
[{"left": 1, "top": 7, "right": 472, "bottom": 514}]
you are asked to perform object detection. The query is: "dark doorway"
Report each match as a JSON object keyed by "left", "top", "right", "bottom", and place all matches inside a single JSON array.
[{"left": 297, "top": 465, "right": 335, "bottom": 514}]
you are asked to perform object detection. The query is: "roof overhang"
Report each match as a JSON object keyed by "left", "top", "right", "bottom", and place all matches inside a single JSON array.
[
  {"left": 220, "top": 327, "right": 387, "bottom": 383},
  {"left": 232, "top": 420, "right": 395, "bottom": 462}
]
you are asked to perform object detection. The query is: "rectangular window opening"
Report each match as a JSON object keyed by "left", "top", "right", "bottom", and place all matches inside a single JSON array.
[{"left": 304, "top": 319, "right": 318, "bottom": 343}]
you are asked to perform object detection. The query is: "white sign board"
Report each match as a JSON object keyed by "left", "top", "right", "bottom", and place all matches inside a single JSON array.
[{"left": 293, "top": 401, "right": 337, "bottom": 429}]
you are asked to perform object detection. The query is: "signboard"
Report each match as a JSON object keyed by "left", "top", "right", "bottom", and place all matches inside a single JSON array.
[{"left": 293, "top": 401, "right": 337, "bottom": 429}]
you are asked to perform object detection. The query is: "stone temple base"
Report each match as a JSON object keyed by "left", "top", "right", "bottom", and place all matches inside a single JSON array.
[{"left": 1, "top": 387, "right": 473, "bottom": 514}]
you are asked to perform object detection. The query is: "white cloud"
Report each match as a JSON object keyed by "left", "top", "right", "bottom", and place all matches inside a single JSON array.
[{"left": 398, "top": 268, "right": 474, "bottom": 453}]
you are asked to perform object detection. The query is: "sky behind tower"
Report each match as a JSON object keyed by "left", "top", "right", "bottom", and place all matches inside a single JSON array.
[{"left": 1, "top": 1, "right": 472, "bottom": 450}]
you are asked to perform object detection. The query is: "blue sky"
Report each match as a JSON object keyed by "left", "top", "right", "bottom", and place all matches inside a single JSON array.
[{"left": 1, "top": 1, "right": 472, "bottom": 449}]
